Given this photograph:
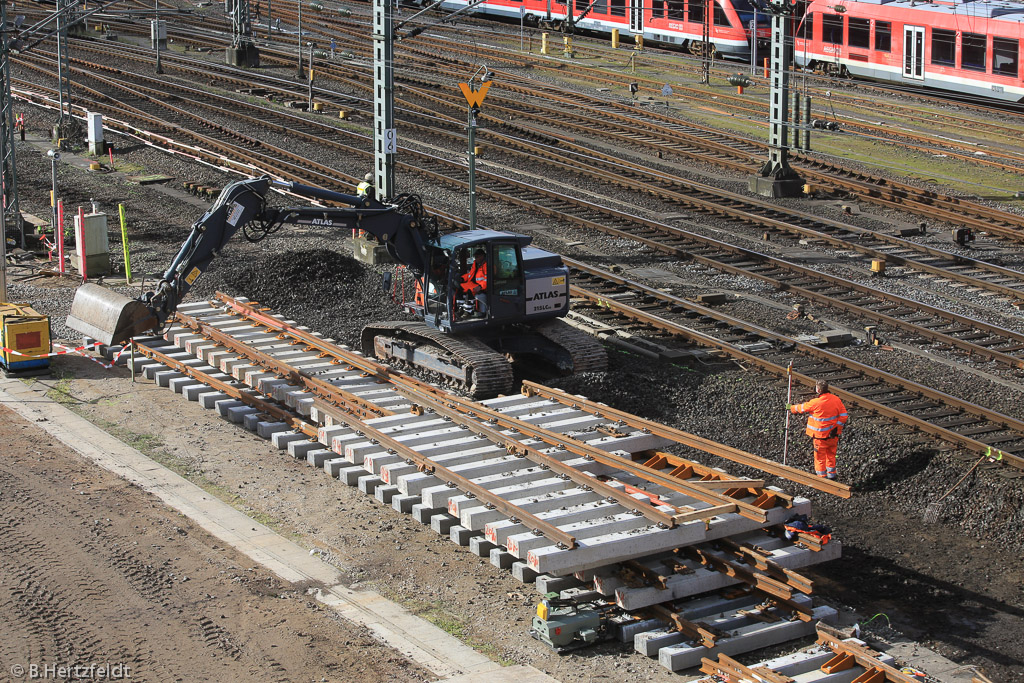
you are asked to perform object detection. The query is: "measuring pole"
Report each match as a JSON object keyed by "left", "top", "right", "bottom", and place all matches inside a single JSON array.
[{"left": 783, "top": 361, "right": 793, "bottom": 465}]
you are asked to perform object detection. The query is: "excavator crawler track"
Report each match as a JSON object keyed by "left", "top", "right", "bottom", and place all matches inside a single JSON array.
[
  {"left": 361, "top": 321, "right": 515, "bottom": 398},
  {"left": 534, "top": 319, "right": 608, "bottom": 375}
]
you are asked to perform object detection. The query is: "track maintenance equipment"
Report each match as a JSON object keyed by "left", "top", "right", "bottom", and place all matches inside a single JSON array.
[
  {"left": 67, "top": 176, "right": 605, "bottom": 397},
  {"left": 531, "top": 592, "right": 611, "bottom": 652},
  {"left": 0, "top": 303, "right": 51, "bottom": 376}
]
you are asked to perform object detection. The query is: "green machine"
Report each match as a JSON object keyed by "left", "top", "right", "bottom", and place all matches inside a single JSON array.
[{"left": 530, "top": 593, "right": 610, "bottom": 653}]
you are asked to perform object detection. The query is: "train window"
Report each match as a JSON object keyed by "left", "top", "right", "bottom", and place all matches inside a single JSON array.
[
  {"left": 653, "top": 0, "right": 665, "bottom": 19},
  {"left": 667, "top": 0, "right": 684, "bottom": 19},
  {"left": 732, "top": 0, "right": 768, "bottom": 26},
  {"left": 610, "top": 0, "right": 625, "bottom": 17},
  {"left": 687, "top": 0, "right": 705, "bottom": 24},
  {"left": 822, "top": 13, "right": 843, "bottom": 45},
  {"left": 931, "top": 28, "right": 956, "bottom": 66},
  {"left": 993, "top": 37, "right": 1018, "bottom": 77},
  {"left": 798, "top": 12, "right": 815, "bottom": 40},
  {"left": 713, "top": 2, "right": 729, "bottom": 26},
  {"left": 593, "top": 0, "right": 607, "bottom": 14},
  {"left": 848, "top": 17, "right": 869, "bottom": 49},
  {"left": 961, "top": 32, "right": 986, "bottom": 71},
  {"left": 874, "top": 20, "right": 891, "bottom": 52}
]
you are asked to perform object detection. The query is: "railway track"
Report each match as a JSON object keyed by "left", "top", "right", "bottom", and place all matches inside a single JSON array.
[
  {"left": 57, "top": 7, "right": 1024, "bottom": 234},
  {"left": 566, "top": 260, "right": 1024, "bottom": 470},
  {"left": 91, "top": 293, "right": 846, "bottom": 669},
  {"left": 20, "top": 45, "right": 1024, "bottom": 422}
]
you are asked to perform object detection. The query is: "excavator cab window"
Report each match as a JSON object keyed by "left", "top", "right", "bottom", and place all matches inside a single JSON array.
[{"left": 422, "top": 247, "right": 451, "bottom": 320}]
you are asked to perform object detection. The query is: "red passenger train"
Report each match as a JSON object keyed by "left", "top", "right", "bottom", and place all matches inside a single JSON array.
[
  {"left": 794, "top": 0, "right": 1024, "bottom": 103},
  {"left": 438, "top": 0, "right": 770, "bottom": 60},
  {"left": 438, "top": 0, "right": 1024, "bottom": 103}
]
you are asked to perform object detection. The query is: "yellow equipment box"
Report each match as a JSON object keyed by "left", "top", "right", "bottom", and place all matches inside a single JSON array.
[{"left": 0, "top": 303, "right": 51, "bottom": 376}]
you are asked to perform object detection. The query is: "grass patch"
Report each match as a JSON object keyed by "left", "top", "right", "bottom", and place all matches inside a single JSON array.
[
  {"left": 387, "top": 596, "right": 514, "bottom": 666},
  {"left": 45, "top": 369, "right": 78, "bottom": 407}
]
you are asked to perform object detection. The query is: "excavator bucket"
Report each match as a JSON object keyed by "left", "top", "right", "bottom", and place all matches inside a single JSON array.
[{"left": 66, "top": 283, "right": 157, "bottom": 346}]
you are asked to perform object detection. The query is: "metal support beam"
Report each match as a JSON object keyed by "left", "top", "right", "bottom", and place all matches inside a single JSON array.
[
  {"left": 1, "top": 0, "right": 23, "bottom": 260},
  {"left": 749, "top": 0, "right": 802, "bottom": 197},
  {"left": 54, "top": 0, "right": 73, "bottom": 140},
  {"left": 372, "top": 0, "right": 395, "bottom": 201}
]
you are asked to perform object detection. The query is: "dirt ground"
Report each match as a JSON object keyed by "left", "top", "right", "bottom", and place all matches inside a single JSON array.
[{"left": 0, "top": 400, "right": 432, "bottom": 683}]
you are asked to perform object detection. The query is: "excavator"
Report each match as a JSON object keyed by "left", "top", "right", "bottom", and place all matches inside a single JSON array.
[{"left": 67, "top": 176, "right": 606, "bottom": 397}]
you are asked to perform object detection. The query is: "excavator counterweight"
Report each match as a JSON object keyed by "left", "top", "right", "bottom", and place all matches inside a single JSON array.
[{"left": 67, "top": 283, "right": 156, "bottom": 345}]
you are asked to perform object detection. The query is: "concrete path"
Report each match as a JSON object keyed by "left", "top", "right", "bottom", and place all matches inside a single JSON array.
[{"left": 0, "top": 378, "right": 556, "bottom": 683}]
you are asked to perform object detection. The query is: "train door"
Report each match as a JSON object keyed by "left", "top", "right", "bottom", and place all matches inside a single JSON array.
[
  {"left": 630, "top": 0, "right": 643, "bottom": 32},
  {"left": 903, "top": 25, "right": 925, "bottom": 80}
]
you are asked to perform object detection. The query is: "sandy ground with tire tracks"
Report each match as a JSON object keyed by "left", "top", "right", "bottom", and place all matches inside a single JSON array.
[{"left": 0, "top": 401, "right": 433, "bottom": 683}]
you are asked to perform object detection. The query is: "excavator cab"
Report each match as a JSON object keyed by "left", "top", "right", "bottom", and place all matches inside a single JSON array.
[{"left": 416, "top": 232, "right": 546, "bottom": 333}]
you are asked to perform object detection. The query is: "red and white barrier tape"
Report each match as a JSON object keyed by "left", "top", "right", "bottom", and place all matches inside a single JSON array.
[{"left": 2, "top": 341, "right": 134, "bottom": 369}]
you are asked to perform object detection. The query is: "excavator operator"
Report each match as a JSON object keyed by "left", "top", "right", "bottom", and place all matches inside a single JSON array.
[{"left": 460, "top": 249, "right": 488, "bottom": 318}]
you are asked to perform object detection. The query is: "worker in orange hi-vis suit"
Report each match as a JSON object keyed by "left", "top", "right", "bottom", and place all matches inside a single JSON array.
[{"left": 788, "top": 380, "right": 848, "bottom": 480}]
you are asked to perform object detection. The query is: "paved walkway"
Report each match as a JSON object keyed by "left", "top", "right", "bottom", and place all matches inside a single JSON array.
[{"left": 0, "top": 378, "right": 556, "bottom": 683}]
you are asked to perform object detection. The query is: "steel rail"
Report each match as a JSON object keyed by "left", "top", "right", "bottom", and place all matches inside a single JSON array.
[
  {"left": 521, "top": 382, "right": 853, "bottom": 498},
  {"left": 45, "top": 39, "right": 1024, "bottom": 259},
  {"left": 59, "top": 53, "right": 1024, "bottom": 372},
  {"left": 50, "top": 59, "right": 1023, "bottom": 472},
  {"left": 169, "top": 304, "right": 586, "bottom": 547},
  {"left": 204, "top": 308, "right": 750, "bottom": 531},
  {"left": 27, "top": 53, "right": 1024, "bottom": 381},
  {"left": 173, "top": 315, "right": 396, "bottom": 421},
  {"left": 565, "top": 279, "right": 1024, "bottom": 470},
  {"left": 284, "top": 4, "right": 1024, "bottom": 154},
  {"left": 59, "top": 25, "right": 1024, "bottom": 243},
  {"left": 52, "top": 13, "right": 1024, "bottom": 246},
  {"left": 210, "top": 295, "right": 785, "bottom": 522},
  {"left": 566, "top": 255, "right": 1024, "bottom": 370},
  {"left": 553, "top": 221, "right": 1024, "bottom": 369},
  {"left": 179, "top": 301, "right": 722, "bottom": 530},
  {"left": 389, "top": 385, "right": 777, "bottom": 521},
  {"left": 815, "top": 625, "right": 924, "bottom": 683},
  {"left": 132, "top": 340, "right": 319, "bottom": 439}
]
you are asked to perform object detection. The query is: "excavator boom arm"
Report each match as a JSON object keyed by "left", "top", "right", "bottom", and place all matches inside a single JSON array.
[{"left": 68, "top": 176, "right": 430, "bottom": 345}]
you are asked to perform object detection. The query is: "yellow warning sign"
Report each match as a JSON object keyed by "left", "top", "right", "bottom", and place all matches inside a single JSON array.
[
  {"left": 458, "top": 81, "right": 491, "bottom": 109},
  {"left": 185, "top": 267, "right": 202, "bottom": 285}
]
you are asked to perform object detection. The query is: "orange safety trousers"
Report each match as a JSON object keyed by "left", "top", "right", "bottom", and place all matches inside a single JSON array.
[{"left": 813, "top": 436, "right": 838, "bottom": 478}]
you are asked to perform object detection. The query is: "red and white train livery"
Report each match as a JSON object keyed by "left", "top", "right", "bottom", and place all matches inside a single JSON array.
[
  {"left": 438, "top": 0, "right": 770, "bottom": 59},
  {"left": 793, "top": 0, "right": 1024, "bottom": 102}
]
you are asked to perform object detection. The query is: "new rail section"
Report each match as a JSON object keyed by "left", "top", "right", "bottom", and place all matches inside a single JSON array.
[{"left": 102, "top": 292, "right": 845, "bottom": 668}]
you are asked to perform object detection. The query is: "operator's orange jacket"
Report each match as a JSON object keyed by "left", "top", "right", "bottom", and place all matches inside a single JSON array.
[
  {"left": 791, "top": 392, "right": 848, "bottom": 439},
  {"left": 461, "top": 260, "right": 487, "bottom": 294}
]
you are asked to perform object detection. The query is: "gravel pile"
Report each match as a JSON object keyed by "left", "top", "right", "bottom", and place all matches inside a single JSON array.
[{"left": 201, "top": 246, "right": 413, "bottom": 346}]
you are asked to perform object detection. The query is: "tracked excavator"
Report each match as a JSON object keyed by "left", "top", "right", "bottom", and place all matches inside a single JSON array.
[{"left": 67, "top": 176, "right": 606, "bottom": 397}]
